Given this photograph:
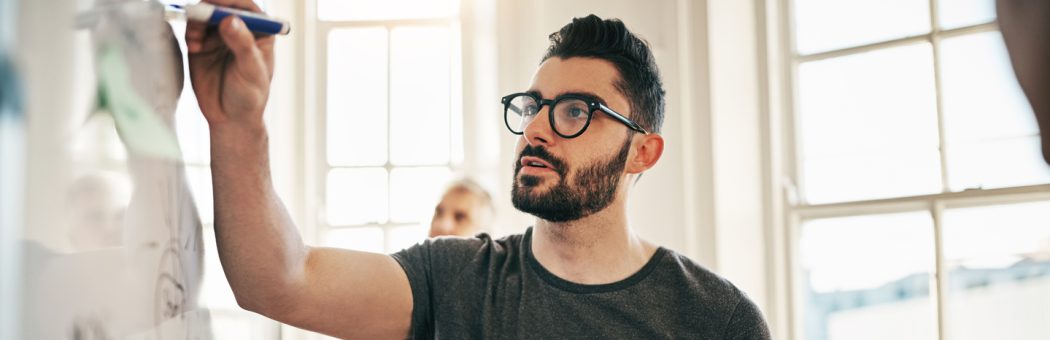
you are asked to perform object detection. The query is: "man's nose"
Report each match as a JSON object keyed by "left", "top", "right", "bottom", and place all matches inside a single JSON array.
[{"left": 522, "top": 106, "right": 555, "bottom": 147}]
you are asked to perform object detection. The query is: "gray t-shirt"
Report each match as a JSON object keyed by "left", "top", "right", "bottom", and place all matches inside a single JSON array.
[{"left": 392, "top": 227, "right": 771, "bottom": 339}]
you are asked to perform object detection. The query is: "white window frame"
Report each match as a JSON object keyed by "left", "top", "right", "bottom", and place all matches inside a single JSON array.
[
  {"left": 772, "top": 1, "right": 1050, "bottom": 339},
  {"left": 306, "top": 3, "right": 464, "bottom": 253}
]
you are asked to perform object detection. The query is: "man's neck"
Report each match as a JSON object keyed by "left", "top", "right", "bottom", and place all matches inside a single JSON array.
[{"left": 530, "top": 199, "right": 658, "bottom": 285}]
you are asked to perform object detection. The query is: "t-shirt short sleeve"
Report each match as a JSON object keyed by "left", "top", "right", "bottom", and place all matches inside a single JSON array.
[
  {"left": 725, "top": 290, "right": 772, "bottom": 340},
  {"left": 390, "top": 235, "right": 490, "bottom": 338}
]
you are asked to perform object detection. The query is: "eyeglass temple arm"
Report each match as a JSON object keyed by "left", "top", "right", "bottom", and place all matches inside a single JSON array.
[
  {"left": 502, "top": 96, "right": 524, "bottom": 115},
  {"left": 598, "top": 104, "right": 649, "bottom": 135}
]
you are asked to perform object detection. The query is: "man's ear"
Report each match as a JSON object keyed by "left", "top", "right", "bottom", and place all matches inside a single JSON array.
[{"left": 626, "top": 133, "right": 664, "bottom": 174}]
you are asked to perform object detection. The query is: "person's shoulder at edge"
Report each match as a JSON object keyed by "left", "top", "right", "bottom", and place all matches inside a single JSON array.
[{"left": 659, "top": 249, "right": 772, "bottom": 339}]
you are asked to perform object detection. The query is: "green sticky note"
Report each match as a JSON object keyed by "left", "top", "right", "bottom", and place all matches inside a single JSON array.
[{"left": 97, "top": 46, "right": 182, "bottom": 160}]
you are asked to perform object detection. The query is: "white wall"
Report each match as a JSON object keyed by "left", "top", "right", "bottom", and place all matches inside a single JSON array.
[{"left": 707, "top": 0, "right": 773, "bottom": 326}]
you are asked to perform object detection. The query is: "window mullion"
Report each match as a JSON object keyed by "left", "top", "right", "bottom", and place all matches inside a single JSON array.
[
  {"left": 928, "top": 0, "right": 950, "bottom": 335},
  {"left": 931, "top": 200, "right": 948, "bottom": 340},
  {"left": 929, "top": 0, "right": 951, "bottom": 197},
  {"left": 786, "top": 35, "right": 805, "bottom": 205},
  {"left": 779, "top": 2, "right": 804, "bottom": 339},
  {"left": 795, "top": 22, "right": 998, "bottom": 64},
  {"left": 786, "top": 209, "right": 804, "bottom": 340},
  {"left": 791, "top": 183, "right": 1050, "bottom": 219}
]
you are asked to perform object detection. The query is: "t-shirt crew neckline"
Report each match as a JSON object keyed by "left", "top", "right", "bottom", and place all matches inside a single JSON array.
[{"left": 523, "top": 226, "right": 669, "bottom": 294}]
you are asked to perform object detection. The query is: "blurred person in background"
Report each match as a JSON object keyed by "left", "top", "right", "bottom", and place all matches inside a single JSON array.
[
  {"left": 428, "top": 178, "right": 494, "bottom": 237},
  {"left": 66, "top": 171, "right": 130, "bottom": 251}
]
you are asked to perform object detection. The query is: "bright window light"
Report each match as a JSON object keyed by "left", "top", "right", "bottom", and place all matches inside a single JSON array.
[
  {"left": 793, "top": 0, "right": 930, "bottom": 55},
  {"left": 326, "top": 168, "right": 389, "bottom": 226},
  {"left": 317, "top": 0, "right": 460, "bottom": 21},
  {"left": 327, "top": 28, "right": 390, "bottom": 167},
  {"left": 797, "top": 44, "right": 942, "bottom": 203},
  {"left": 942, "top": 201, "right": 1050, "bottom": 340},
  {"left": 800, "top": 212, "right": 935, "bottom": 340},
  {"left": 389, "top": 26, "right": 452, "bottom": 166}
]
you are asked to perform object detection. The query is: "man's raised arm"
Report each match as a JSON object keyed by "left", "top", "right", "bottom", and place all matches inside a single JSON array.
[{"left": 184, "top": 1, "right": 413, "bottom": 338}]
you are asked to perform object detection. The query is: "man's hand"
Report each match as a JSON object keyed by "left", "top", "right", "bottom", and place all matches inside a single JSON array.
[{"left": 185, "top": 0, "right": 274, "bottom": 130}]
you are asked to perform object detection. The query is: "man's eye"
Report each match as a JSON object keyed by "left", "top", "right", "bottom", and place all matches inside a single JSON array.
[{"left": 567, "top": 107, "right": 586, "bottom": 118}]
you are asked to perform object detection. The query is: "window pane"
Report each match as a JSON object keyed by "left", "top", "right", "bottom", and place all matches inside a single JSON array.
[
  {"left": 387, "top": 224, "right": 427, "bottom": 253},
  {"left": 390, "top": 26, "right": 451, "bottom": 166},
  {"left": 325, "top": 226, "right": 385, "bottom": 253},
  {"left": 389, "top": 167, "right": 452, "bottom": 223},
  {"left": 327, "top": 28, "right": 388, "bottom": 166},
  {"left": 943, "top": 201, "right": 1050, "bottom": 340},
  {"left": 941, "top": 33, "right": 1037, "bottom": 142},
  {"left": 797, "top": 44, "right": 942, "bottom": 203},
  {"left": 185, "top": 166, "right": 213, "bottom": 225},
  {"left": 318, "top": 0, "right": 459, "bottom": 21},
  {"left": 939, "top": 0, "right": 996, "bottom": 30},
  {"left": 939, "top": 32, "right": 1050, "bottom": 190},
  {"left": 802, "top": 151, "right": 943, "bottom": 203},
  {"left": 800, "top": 212, "right": 935, "bottom": 340},
  {"left": 792, "top": 0, "right": 930, "bottom": 54},
  {"left": 946, "top": 136, "right": 1050, "bottom": 190},
  {"left": 326, "top": 168, "right": 388, "bottom": 225}
]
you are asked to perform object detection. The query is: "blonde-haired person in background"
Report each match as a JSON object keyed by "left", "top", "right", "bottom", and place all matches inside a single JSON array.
[{"left": 429, "top": 178, "right": 494, "bottom": 237}]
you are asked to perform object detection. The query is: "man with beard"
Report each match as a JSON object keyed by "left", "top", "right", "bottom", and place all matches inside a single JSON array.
[{"left": 187, "top": 0, "right": 770, "bottom": 337}]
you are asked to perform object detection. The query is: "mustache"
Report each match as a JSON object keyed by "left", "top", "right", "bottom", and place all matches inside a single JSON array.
[{"left": 515, "top": 145, "right": 568, "bottom": 177}]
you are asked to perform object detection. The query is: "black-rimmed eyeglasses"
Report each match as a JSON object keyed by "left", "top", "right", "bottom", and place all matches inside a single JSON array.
[{"left": 501, "top": 92, "right": 649, "bottom": 139}]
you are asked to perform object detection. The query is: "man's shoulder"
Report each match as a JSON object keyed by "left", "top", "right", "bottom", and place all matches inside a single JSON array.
[
  {"left": 404, "top": 230, "right": 526, "bottom": 264},
  {"left": 651, "top": 248, "right": 769, "bottom": 335},
  {"left": 653, "top": 248, "right": 751, "bottom": 302},
  {"left": 427, "top": 231, "right": 526, "bottom": 251}
]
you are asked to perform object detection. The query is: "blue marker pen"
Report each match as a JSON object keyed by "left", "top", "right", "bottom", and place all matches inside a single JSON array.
[{"left": 169, "top": 3, "right": 290, "bottom": 35}]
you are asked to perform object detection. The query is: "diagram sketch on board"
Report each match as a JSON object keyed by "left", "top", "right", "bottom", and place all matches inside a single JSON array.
[{"left": 19, "top": 1, "right": 213, "bottom": 339}]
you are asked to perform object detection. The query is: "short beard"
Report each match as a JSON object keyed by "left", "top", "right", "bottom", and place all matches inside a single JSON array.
[{"left": 511, "top": 135, "right": 633, "bottom": 222}]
